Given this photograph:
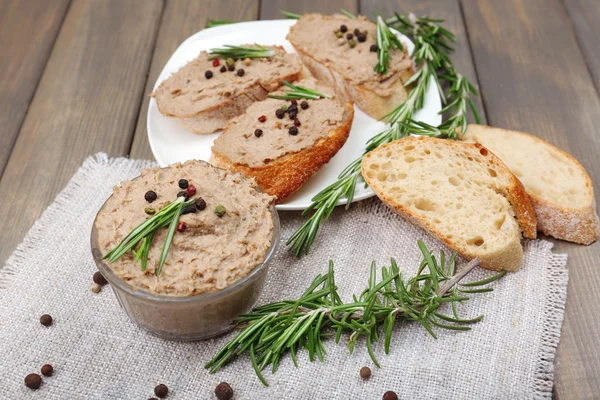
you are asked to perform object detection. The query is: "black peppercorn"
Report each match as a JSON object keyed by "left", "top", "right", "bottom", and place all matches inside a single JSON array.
[
  {"left": 219, "top": 65, "right": 226, "bottom": 73},
  {"left": 370, "top": 44, "right": 378, "bottom": 52},
  {"left": 154, "top": 384, "right": 169, "bottom": 398},
  {"left": 275, "top": 108, "right": 285, "bottom": 119},
  {"left": 300, "top": 101, "right": 309, "bottom": 110},
  {"left": 288, "top": 111, "right": 298, "bottom": 120},
  {"left": 254, "top": 129, "right": 263, "bottom": 137},
  {"left": 357, "top": 33, "right": 367, "bottom": 42},
  {"left": 195, "top": 198, "right": 206, "bottom": 211},
  {"left": 24, "top": 373, "right": 42, "bottom": 390},
  {"left": 182, "top": 204, "right": 197, "bottom": 215},
  {"left": 177, "top": 191, "right": 189, "bottom": 200},
  {"left": 215, "top": 382, "right": 234, "bottom": 400},
  {"left": 360, "top": 366, "right": 371, "bottom": 379},
  {"left": 354, "top": 28, "right": 360, "bottom": 35},
  {"left": 236, "top": 69, "right": 245, "bottom": 77},
  {"left": 41, "top": 364, "right": 54, "bottom": 377},
  {"left": 178, "top": 179, "right": 189, "bottom": 189},
  {"left": 346, "top": 33, "right": 354, "bottom": 40},
  {"left": 340, "top": 24, "right": 348, "bottom": 33},
  {"left": 205, "top": 70, "right": 213, "bottom": 79},
  {"left": 93, "top": 271, "right": 108, "bottom": 286},
  {"left": 289, "top": 126, "right": 299, "bottom": 135},
  {"left": 145, "top": 190, "right": 158, "bottom": 203},
  {"left": 227, "top": 64, "right": 235, "bottom": 71},
  {"left": 383, "top": 391, "right": 398, "bottom": 400},
  {"left": 288, "top": 104, "right": 298, "bottom": 113},
  {"left": 294, "top": 118, "right": 301, "bottom": 127},
  {"left": 40, "top": 314, "right": 53, "bottom": 327}
]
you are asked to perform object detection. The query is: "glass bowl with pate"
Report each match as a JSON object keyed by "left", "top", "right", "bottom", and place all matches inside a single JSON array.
[{"left": 91, "top": 160, "right": 279, "bottom": 341}]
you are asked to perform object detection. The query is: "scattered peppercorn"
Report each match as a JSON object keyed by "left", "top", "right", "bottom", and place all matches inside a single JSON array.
[
  {"left": 205, "top": 70, "right": 213, "bottom": 79},
  {"left": 288, "top": 111, "right": 298, "bottom": 120},
  {"left": 41, "top": 364, "right": 54, "bottom": 377},
  {"left": 227, "top": 64, "right": 235, "bottom": 71},
  {"left": 24, "top": 373, "right": 42, "bottom": 390},
  {"left": 177, "top": 191, "right": 189, "bottom": 200},
  {"left": 154, "top": 384, "right": 169, "bottom": 398},
  {"left": 93, "top": 271, "right": 108, "bottom": 286},
  {"left": 346, "top": 33, "right": 354, "bottom": 40},
  {"left": 360, "top": 366, "right": 371, "bottom": 379},
  {"left": 195, "top": 198, "right": 206, "bottom": 211},
  {"left": 236, "top": 69, "right": 245, "bottom": 77},
  {"left": 212, "top": 59, "right": 220, "bottom": 67},
  {"left": 348, "top": 39, "right": 357, "bottom": 48},
  {"left": 40, "top": 314, "right": 53, "bottom": 327},
  {"left": 243, "top": 58, "right": 251, "bottom": 66},
  {"left": 186, "top": 184, "right": 197, "bottom": 197},
  {"left": 215, "top": 205, "right": 226, "bottom": 218},
  {"left": 281, "top": 104, "right": 288, "bottom": 111},
  {"left": 340, "top": 24, "right": 348, "bottom": 33},
  {"left": 178, "top": 179, "right": 189, "bottom": 189},
  {"left": 335, "top": 30, "right": 343, "bottom": 38},
  {"left": 382, "top": 391, "right": 398, "bottom": 400},
  {"left": 275, "top": 108, "right": 285, "bottom": 119},
  {"left": 176, "top": 222, "right": 187, "bottom": 232},
  {"left": 220, "top": 65, "right": 227, "bottom": 73},
  {"left": 291, "top": 99, "right": 298, "bottom": 106},
  {"left": 145, "top": 190, "right": 158, "bottom": 203},
  {"left": 294, "top": 118, "right": 301, "bottom": 127},
  {"left": 258, "top": 115, "right": 267, "bottom": 122},
  {"left": 354, "top": 28, "right": 360, "bottom": 35},
  {"left": 288, "top": 104, "right": 298, "bottom": 113},
  {"left": 145, "top": 207, "right": 156, "bottom": 215},
  {"left": 215, "top": 382, "right": 234, "bottom": 400},
  {"left": 370, "top": 44, "right": 378, "bottom": 52},
  {"left": 254, "top": 129, "right": 263, "bottom": 137},
  {"left": 91, "top": 283, "right": 102, "bottom": 294},
  {"left": 300, "top": 101, "right": 309, "bottom": 110},
  {"left": 289, "top": 126, "right": 299, "bottom": 135},
  {"left": 182, "top": 205, "right": 197, "bottom": 215},
  {"left": 226, "top": 58, "right": 234, "bottom": 66},
  {"left": 357, "top": 33, "right": 367, "bottom": 42}
]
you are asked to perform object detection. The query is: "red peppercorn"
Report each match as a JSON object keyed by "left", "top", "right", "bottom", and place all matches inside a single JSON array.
[
  {"left": 258, "top": 115, "right": 267, "bottom": 122},
  {"left": 186, "top": 184, "right": 196, "bottom": 197},
  {"left": 176, "top": 222, "right": 187, "bottom": 232},
  {"left": 294, "top": 118, "right": 301, "bottom": 127},
  {"left": 212, "top": 59, "right": 220, "bottom": 67},
  {"left": 291, "top": 99, "right": 298, "bottom": 106}
]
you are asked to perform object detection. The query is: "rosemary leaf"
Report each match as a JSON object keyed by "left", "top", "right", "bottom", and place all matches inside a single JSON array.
[
  {"left": 208, "top": 44, "right": 275, "bottom": 60},
  {"left": 281, "top": 10, "right": 302, "bottom": 19},
  {"left": 156, "top": 200, "right": 185, "bottom": 276}
]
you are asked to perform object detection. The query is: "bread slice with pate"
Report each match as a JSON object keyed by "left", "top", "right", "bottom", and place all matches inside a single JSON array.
[
  {"left": 210, "top": 78, "right": 354, "bottom": 201},
  {"left": 152, "top": 45, "right": 302, "bottom": 134},
  {"left": 362, "top": 136, "right": 537, "bottom": 272},
  {"left": 462, "top": 124, "right": 599, "bottom": 244}
]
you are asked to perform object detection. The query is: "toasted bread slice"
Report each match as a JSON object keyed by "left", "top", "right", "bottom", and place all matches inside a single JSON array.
[
  {"left": 152, "top": 45, "right": 302, "bottom": 134},
  {"left": 210, "top": 78, "right": 354, "bottom": 201},
  {"left": 362, "top": 137, "right": 537, "bottom": 272},
  {"left": 287, "top": 14, "right": 413, "bottom": 120},
  {"left": 462, "top": 124, "right": 599, "bottom": 244}
]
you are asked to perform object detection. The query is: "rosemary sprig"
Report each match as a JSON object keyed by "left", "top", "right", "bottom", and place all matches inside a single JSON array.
[
  {"left": 281, "top": 10, "right": 303, "bottom": 19},
  {"left": 375, "top": 16, "right": 404, "bottom": 75},
  {"left": 103, "top": 196, "right": 194, "bottom": 276},
  {"left": 205, "top": 19, "right": 234, "bottom": 29},
  {"left": 208, "top": 44, "right": 275, "bottom": 60},
  {"left": 267, "top": 81, "right": 332, "bottom": 101},
  {"left": 340, "top": 8, "right": 357, "bottom": 19},
  {"left": 206, "top": 241, "right": 504, "bottom": 385}
]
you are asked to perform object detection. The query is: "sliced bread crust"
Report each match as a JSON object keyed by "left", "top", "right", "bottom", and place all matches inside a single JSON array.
[
  {"left": 462, "top": 124, "right": 599, "bottom": 245},
  {"left": 362, "top": 137, "right": 537, "bottom": 272}
]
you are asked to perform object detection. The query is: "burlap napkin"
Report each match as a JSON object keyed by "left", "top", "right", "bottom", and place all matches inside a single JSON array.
[{"left": 0, "top": 154, "right": 568, "bottom": 399}]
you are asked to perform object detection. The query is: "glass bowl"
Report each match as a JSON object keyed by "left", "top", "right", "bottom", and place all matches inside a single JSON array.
[{"left": 90, "top": 183, "right": 280, "bottom": 341}]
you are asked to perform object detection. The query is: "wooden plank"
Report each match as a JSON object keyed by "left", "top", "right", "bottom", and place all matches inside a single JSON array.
[
  {"left": 0, "top": 0, "right": 164, "bottom": 266},
  {"left": 0, "top": 0, "right": 70, "bottom": 176},
  {"left": 461, "top": 0, "right": 600, "bottom": 398},
  {"left": 564, "top": 0, "right": 600, "bottom": 94},
  {"left": 259, "top": 0, "right": 357, "bottom": 19},
  {"left": 360, "top": 0, "right": 487, "bottom": 125},
  {"left": 129, "top": 0, "right": 260, "bottom": 160}
]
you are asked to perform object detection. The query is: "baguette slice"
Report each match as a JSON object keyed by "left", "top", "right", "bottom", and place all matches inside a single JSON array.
[
  {"left": 462, "top": 124, "right": 599, "bottom": 245},
  {"left": 287, "top": 14, "right": 413, "bottom": 120},
  {"left": 210, "top": 78, "right": 354, "bottom": 201},
  {"left": 152, "top": 45, "right": 302, "bottom": 134},
  {"left": 362, "top": 136, "right": 537, "bottom": 272}
]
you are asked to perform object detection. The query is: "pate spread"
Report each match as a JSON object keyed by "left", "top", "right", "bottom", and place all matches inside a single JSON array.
[
  {"left": 212, "top": 78, "right": 346, "bottom": 168},
  {"left": 287, "top": 14, "right": 413, "bottom": 95},
  {"left": 95, "top": 160, "right": 275, "bottom": 296},
  {"left": 153, "top": 45, "right": 302, "bottom": 118}
]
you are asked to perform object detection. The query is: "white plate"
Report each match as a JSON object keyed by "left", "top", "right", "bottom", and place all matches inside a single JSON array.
[{"left": 147, "top": 19, "right": 442, "bottom": 211}]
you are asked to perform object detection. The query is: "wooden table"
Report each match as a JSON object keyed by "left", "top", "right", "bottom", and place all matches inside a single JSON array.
[{"left": 1, "top": 0, "right": 598, "bottom": 397}]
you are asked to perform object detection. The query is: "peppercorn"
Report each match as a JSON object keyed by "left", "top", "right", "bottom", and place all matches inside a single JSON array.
[
  {"left": 154, "top": 384, "right": 169, "bottom": 398},
  {"left": 254, "top": 129, "right": 263, "bottom": 137},
  {"left": 360, "top": 366, "right": 371, "bottom": 379},
  {"left": 335, "top": 30, "right": 343, "bottom": 38},
  {"left": 186, "top": 184, "right": 196, "bottom": 197},
  {"left": 177, "top": 191, "right": 189, "bottom": 200},
  {"left": 288, "top": 110, "right": 298, "bottom": 120},
  {"left": 288, "top": 104, "right": 298, "bottom": 113},
  {"left": 258, "top": 115, "right": 267, "bottom": 122},
  {"left": 215, "top": 382, "right": 234, "bottom": 400},
  {"left": 281, "top": 104, "right": 288, "bottom": 111},
  {"left": 215, "top": 205, "right": 226, "bottom": 217},
  {"left": 291, "top": 99, "right": 298, "bottom": 106},
  {"left": 93, "top": 271, "right": 108, "bottom": 286},
  {"left": 41, "top": 364, "right": 54, "bottom": 377},
  {"left": 346, "top": 33, "right": 354, "bottom": 40},
  {"left": 205, "top": 70, "right": 213, "bottom": 79},
  {"left": 145, "top": 207, "right": 156, "bottom": 215},
  {"left": 294, "top": 118, "right": 301, "bottom": 127},
  {"left": 227, "top": 64, "right": 235, "bottom": 71},
  {"left": 340, "top": 24, "right": 348, "bottom": 33},
  {"left": 220, "top": 65, "right": 227, "bottom": 73},
  {"left": 300, "top": 101, "right": 309, "bottom": 110},
  {"left": 212, "top": 59, "right": 220, "bottom": 67},
  {"left": 226, "top": 58, "right": 234, "bottom": 66},
  {"left": 145, "top": 190, "right": 158, "bottom": 203},
  {"left": 24, "top": 373, "right": 42, "bottom": 390},
  {"left": 40, "top": 314, "right": 53, "bottom": 327},
  {"left": 195, "top": 198, "right": 206, "bottom": 211},
  {"left": 236, "top": 69, "right": 245, "bottom": 77},
  {"left": 91, "top": 283, "right": 102, "bottom": 294},
  {"left": 354, "top": 28, "right": 361, "bottom": 35},
  {"left": 357, "top": 33, "right": 367, "bottom": 42},
  {"left": 289, "top": 126, "right": 299, "bottom": 135},
  {"left": 348, "top": 39, "right": 357, "bottom": 48},
  {"left": 275, "top": 108, "right": 285, "bottom": 119},
  {"left": 370, "top": 44, "right": 378, "bottom": 52},
  {"left": 176, "top": 222, "right": 187, "bottom": 232},
  {"left": 182, "top": 204, "right": 197, "bottom": 215},
  {"left": 382, "top": 391, "right": 398, "bottom": 400},
  {"left": 243, "top": 58, "right": 251, "bottom": 66},
  {"left": 178, "top": 179, "right": 189, "bottom": 189}
]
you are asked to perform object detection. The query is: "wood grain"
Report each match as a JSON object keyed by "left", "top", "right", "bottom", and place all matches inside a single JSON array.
[
  {"left": 461, "top": 0, "right": 600, "bottom": 398},
  {"left": 564, "top": 0, "right": 600, "bottom": 94},
  {"left": 0, "top": 0, "right": 164, "bottom": 265},
  {"left": 0, "top": 0, "right": 70, "bottom": 176},
  {"left": 259, "top": 0, "right": 357, "bottom": 20},
  {"left": 129, "top": 0, "right": 260, "bottom": 160}
]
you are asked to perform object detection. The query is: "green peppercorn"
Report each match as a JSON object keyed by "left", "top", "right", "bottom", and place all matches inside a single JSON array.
[
  {"left": 335, "top": 30, "right": 343, "bottom": 38},
  {"left": 281, "top": 104, "right": 288, "bottom": 111},
  {"left": 144, "top": 207, "right": 156, "bottom": 215},
  {"left": 226, "top": 58, "right": 234, "bottom": 67},
  {"left": 215, "top": 205, "right": 226, "bottom": 218},
  {"left": 348, "top": 39, "right": 357, "bottom": 48}
]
